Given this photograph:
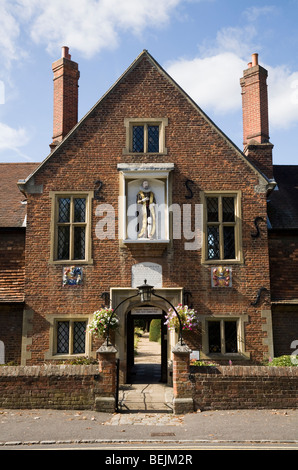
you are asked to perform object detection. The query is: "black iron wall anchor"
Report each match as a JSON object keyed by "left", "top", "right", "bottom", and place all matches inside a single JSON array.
[
  {"left": 185, "top": 179, "right": 194, "bottom": 199},
  {"left": 251, "top": 216, "right": 264, "bottom": 238},
  {"left": 251, "top": 287, "right": 269, "bottom": 306},
  {"left": 101, "top": 291, "right": 110, "bottom": 307},
  {"left": 183, "top": 290, "right": 193, "bottom": 308},
  {"left": 94, "top": 180, "right": 104, "bottom": 200}
]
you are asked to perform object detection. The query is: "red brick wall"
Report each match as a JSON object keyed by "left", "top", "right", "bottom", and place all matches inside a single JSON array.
[
  {"left": 24, "top": 55, "right": 272, "bottom": 365},
  {"left": 0, "top": 365, "right": 103, "bottom": 410},
  {"left": 192, "top": 366, "right": 298, "bottom": 410}
]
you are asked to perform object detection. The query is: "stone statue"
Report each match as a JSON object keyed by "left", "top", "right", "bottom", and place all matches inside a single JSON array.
[{"left": 136, "top": 180, "right": 156, "bottom": 239}]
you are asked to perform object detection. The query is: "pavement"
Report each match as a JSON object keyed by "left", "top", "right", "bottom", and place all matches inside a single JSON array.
[{"left": 0, "top": 333, "right": 298, "bottom": 449}]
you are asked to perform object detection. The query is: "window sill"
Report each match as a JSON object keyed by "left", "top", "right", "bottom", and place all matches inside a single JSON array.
[
  {"left": 49, "top": 259, "right": 94, "bottom": 265},
  {"left": 123, "top": 239, "right": 170, "bottom": 244},
  {"left": 122, "top": 151, "right": 168, "bottom": 156},
  {"left": 202, "top": 352, "right": 251, "bottom": 361},
  {"left": 202, "top": 259, "right": 243, "bottom": 266}
]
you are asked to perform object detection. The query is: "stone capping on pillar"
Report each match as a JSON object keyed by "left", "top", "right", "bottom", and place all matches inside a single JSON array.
[
  {"left": 172, "top": 342, "right": 192, "bottom": 354},
  {"left": 97, "top": 340, "right": 118, "bottom": 354}
]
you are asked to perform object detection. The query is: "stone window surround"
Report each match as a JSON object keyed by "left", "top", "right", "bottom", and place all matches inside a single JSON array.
[
  {"left": 200, "top": 314, "right": 250, "bottom": 361},
  {"left": 49, "top": 191, "right": 94, "bottom": 265},
  {"left": 200, "top": 190, "right": 243, "bottom": 264},
  {"left": 123, "top": 117, "right": 168, "bottom": 155},
  {"left": 45, "top": 313, "right": 93, "bottom": 361}
]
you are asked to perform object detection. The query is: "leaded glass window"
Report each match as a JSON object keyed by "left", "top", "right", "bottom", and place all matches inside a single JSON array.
[
  {"left": 148, "top": 125, "right": 159, "bottom": 152},
  {"left": 205, "top": 194, "right": 238, "bottom": 261},
  {"left": 57, "top": 321, "right": 69, "bottom": 354},
  {"left": 208, "top": 320, "right": 238, "bottom": 354},
  {"left": 55, "top": 196, "right": 87, "bottom": 261},
  {"left": 73, "top": 321, "right": 86, "bottom": 354},
  {"left": 132, "top": 124, "right": 159, "bottom": 153},
  {"left": 56, "top": 320, "right": 87, "bottom": 355},
  {"left": 133, "top": 126, "right": 144, "bottom": 153}
]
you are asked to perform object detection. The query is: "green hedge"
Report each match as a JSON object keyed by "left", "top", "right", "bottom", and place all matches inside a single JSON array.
[{"left": 149, "top": 319, "right": 161, "bottom": 342}]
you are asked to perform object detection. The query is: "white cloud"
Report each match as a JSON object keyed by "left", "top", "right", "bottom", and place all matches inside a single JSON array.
[
  {"left": 267, "top": 65, "right": 298, "bottom": 130},
  {"left": 0, "top": 122, "right": 31, "bottom": 159},
  {"left": 13, "top": 0, "right": 183, "bottom": 57},
  {"left": 243, "top": 5, "right": 278, "bottom": 22},
  {"left": 0, "top": 2, "right": 21, "bottom": 70},
  {"left": 166, "top": 19, "right": 298, "bottom": 131},
  {"left": 167, "top": 52, "right": 247, "bottom": 114}
]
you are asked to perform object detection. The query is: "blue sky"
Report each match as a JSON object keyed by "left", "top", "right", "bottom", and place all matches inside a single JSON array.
[{"left": 1, "top": 0, "right": 298, "bottom": 165}]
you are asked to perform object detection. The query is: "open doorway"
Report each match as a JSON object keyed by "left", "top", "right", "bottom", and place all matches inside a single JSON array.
[{"left": 126, "top": 308, "right": 168, "bottom": 383}]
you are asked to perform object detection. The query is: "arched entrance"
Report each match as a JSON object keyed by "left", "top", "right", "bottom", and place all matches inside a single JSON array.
[
  {"left": 111, "top": 286, "right": 183, "bottom": 385},
  {"left": 126, "top": 307, "right": 168, "bottom": 383}
]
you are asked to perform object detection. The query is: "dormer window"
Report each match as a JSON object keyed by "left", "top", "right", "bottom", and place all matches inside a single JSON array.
[{"left": 123, "top": 118, "right": 168, "bottom": 155}]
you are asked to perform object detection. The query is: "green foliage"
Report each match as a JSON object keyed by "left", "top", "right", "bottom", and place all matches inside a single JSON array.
[
  {"left": 134, "top": 327, "right": 144, "bottom": 337},
  {"left": 149, "top": 319, "right": 161, "bottom": 343},
  {"left": 57, "top": 356, "right": 98, "bottom": 365},
  {"left": 265, "top": 355, "right": 298, "bottom": 366},
  {"left": 190, "top": 360, "right": 218, "bottom": 367}
]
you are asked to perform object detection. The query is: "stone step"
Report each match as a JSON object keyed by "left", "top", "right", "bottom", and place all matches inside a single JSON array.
[{"left": 118, "top": 384, "right": 173, "bottom": 413}]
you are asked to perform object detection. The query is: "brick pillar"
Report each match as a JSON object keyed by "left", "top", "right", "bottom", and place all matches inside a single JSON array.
[
  {"left": 95, "top": 341, "right": 118, "bottom": 412},
  {"left": 172, "top": 342, "right": 193, "bottom": 414}
]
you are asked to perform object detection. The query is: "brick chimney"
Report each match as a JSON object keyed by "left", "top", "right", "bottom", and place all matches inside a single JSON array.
[
  {"left": 240, "top": 53, "right": 273, "bottom": 179},
  {"left": 50, "top": 46, "right": 80, "bottom": 150}
]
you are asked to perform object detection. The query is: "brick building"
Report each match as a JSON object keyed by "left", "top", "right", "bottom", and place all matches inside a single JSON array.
[{"left": 0, "top": 48, "right": 297, "bottom": 383}]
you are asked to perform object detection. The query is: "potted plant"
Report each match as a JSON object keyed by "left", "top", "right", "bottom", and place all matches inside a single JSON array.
[
  {"left": 88, "top": 307, "right": 119, "bottom": 338},
  {"left": 164, "top": 304, "right": 198, "bottom": 332}
]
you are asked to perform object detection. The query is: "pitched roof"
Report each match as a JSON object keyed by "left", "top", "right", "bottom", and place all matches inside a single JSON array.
[
  {"left": 17, "top": 50, "right": 270, "bottom": 194},
  {"left": 0, "top": 162, "right": 39, "bottom": 227},
  {"left": 268, "top": 165, "right": 298, "bottom": 229}
]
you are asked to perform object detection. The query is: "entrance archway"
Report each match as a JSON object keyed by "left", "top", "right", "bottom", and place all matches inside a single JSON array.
[
  {"left": 126, "top": 307, "right": 168, "bottom": 383},
  {"left": 111, "top": 286, "right": 183, "bottom": 385}
]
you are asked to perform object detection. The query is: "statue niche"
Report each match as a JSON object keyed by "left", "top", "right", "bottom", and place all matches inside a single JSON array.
[{"left": 126, "top": 178, "right": 166, "bottom": 241}]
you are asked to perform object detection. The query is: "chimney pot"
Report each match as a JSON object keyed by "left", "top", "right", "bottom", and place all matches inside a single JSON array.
[
  {"left": 62, "top": 46, "right": 71, "bottom": 60},
  {"left": 252, "top": 53, "right": 258, "bottom": 66}
]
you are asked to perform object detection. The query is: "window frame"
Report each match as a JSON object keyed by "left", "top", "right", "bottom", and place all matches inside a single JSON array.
[
  {"left": 45, "top": 314, "right": 93, "bottom": 361},
  {"left": 200, "top": 314, "right": 250, "bottom": 360},
  {"left": 55, "top": 319, "right": 87, "bottom": 356},
  {"left": 201, "top": 190, "right": 243, "bottom": 264},
  {"left": 207, "top": 319, "right": 238, "bottom": 355},
  {"left": 49, "top": 191, "right": 93, "bottom": 265},
  {"left": 123, "top": 117, "right": 168, "bottom": 155}
]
